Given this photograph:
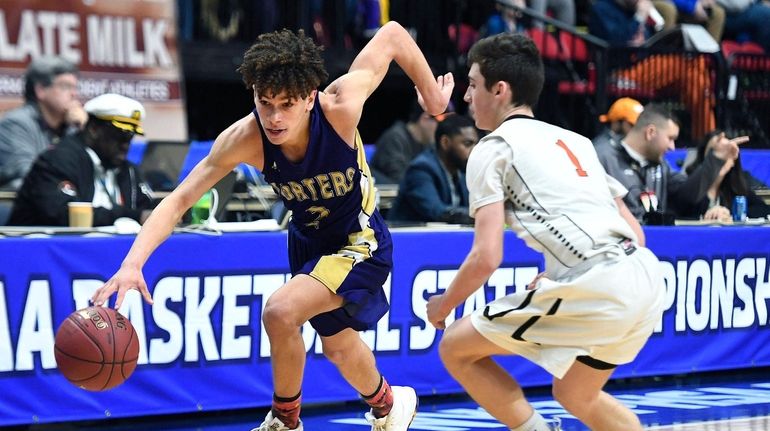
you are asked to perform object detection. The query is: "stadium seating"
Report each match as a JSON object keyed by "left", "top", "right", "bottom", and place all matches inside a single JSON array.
[{"left": 721, "top": 40, "right": 770, "bottom": 146}]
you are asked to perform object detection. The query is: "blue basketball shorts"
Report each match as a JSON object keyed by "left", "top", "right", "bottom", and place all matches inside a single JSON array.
[{"left": 287, "top": 210, "right": 393, "bottom": 336}]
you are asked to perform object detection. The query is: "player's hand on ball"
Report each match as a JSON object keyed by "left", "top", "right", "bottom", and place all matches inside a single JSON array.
[
  {"left": 91, "top": 265, "right": 153, "bottom": 309},
  {"left": 427, "top": 293, "right": 449, "bottom": 330}
]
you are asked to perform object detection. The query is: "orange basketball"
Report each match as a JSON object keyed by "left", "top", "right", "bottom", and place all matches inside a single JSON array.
[{"left": 54, "top": 306, "right": 139, "bottom": 391}]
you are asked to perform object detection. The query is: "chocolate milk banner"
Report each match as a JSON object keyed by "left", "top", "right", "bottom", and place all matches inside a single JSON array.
[
  {"left": 0, "top": 0, "right": 185, "bottom": 140},
  {"left": 0, "top": 227, "right": 768, "bottom": 426}
]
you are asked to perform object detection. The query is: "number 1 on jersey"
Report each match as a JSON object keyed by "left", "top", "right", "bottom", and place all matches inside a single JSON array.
[{"left": 555, "top": 139, "right": 588, "bottom": 177}]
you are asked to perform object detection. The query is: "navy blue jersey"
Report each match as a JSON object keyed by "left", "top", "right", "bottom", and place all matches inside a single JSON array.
[
  {"left": 255, "top": 102, "right": 376, "bottom": 242},
  {"left": 255, "top": 102, "right": 391, "bottom": 336}
]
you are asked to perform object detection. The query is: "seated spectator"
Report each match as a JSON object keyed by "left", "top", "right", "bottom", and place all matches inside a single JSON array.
[
  {"left": 483, "top": 0, "right": 575, "bottom": 32},
  {"left": 387, "top": 114, "right": 478, "bottom": 224},
  {"left": 593, "top": 97, "right": 644, "bottom": 149},
  {"left": 653, "top": 0, "right": 681, "bottom": 31},
  {"left": 528, "top": 0, "right": 576, "bottom": 29},
  {"left": 481, "top": 0, "right": 527, "bottom": 36},
  {"left": 589, "top": 0, "right": 717, "bottom": 142},
  {"left": 716, "top": 0, "right": 770, "bottom": 53},
  {"left": 9, "top": 94, "right": 154, "bottom": 227},
  {"left": 674, "top": 0, "right": 726, "bottom": 41},
  {"left": 590, "top": 0, "right": 669, "bottom": 45},
  {"left": 369, "top": 100, "right": 449, "bottom": 184},
  {"left": 0, "top": 56, "right": 87, "bottom": 190},
  {"left": 595, "top": 103, "right": 737, "bottom": 224},
  {"left": 683, "top": 130, "right": 769, "bottom": 220}
]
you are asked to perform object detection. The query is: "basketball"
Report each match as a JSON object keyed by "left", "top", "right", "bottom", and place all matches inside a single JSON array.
[{"left": 54, "top": 306, "right": 140, "bottom": 391}]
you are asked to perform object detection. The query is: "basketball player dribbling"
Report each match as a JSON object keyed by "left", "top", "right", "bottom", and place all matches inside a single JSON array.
[
  {"left": 92, "top": 22, "right": 453, "bottom": 431},
  {"left": 425, "top": 33, "right": 665, "bottom": 431}
]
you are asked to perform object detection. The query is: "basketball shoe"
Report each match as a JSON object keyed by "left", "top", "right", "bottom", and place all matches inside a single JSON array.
[
  {"left": 251, "top": 411, "right": 303, "bottom": 431},
  {"left": 550, "top": 417, "right": 563, "bottom": 430},
  {"left": 365, "top": 385, "right": 418, "bottom": 431}
]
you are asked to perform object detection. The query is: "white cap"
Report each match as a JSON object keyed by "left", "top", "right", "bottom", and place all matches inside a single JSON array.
[{"left": 84, "top": 93, "right": 145, "bottom": 135}]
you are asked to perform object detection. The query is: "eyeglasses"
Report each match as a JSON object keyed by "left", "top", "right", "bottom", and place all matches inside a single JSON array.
[{"left": 51, "top": 81, "right": 78, "bottom": 92}]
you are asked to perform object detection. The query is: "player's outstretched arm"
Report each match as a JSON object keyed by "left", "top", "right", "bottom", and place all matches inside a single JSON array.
[
  {"left": 91, "top": 115, "right": 255, "bottom": 309},
  {"left": 325, "top": 22, "right": 453, "bottom": 120},
  {"left": 427, "top": 202, "right": 504, "bottom": 329}
]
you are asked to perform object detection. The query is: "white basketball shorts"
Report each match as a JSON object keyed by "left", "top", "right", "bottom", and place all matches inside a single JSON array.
[{"left": 470, "top": 246, "right": 665, "bottom": 379}]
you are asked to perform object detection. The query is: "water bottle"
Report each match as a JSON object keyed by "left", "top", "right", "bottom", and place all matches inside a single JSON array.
[
  {"left": 191, "top": 190, "right": 212, "bottom": 224},
  {"left": 732, "top": 195, "right": 747, "bottom": 222}
]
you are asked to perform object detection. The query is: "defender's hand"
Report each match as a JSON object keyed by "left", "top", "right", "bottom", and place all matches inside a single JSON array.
[{"left": 427, "top": 293, "right": 450, "bottom": 330}]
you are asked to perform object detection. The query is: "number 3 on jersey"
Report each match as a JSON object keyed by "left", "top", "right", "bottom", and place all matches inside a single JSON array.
[{"left": 555, "top": 139, "right": 588, "bottom": 177}]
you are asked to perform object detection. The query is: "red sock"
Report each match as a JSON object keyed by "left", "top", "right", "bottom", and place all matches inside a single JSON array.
[
  {"left": 362, "top": 376, "right": 393, "bottom": 418},
  {"left": 272, "top": 392, "right": 301, "bottom": 429}
]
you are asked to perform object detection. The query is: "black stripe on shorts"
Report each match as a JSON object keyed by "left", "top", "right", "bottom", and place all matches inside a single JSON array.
[{"left": 576, "top": 355, "right": 617, "bottom": 370}]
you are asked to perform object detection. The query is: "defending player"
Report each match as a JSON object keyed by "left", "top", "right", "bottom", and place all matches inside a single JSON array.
[
  {"left": 425, "top": 33, "right": 664, "bottom": 430},
  {"left": 92, "top": 23, "right": 453, "bottom": 431}
]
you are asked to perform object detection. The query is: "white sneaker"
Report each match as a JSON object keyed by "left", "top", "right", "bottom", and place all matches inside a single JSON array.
[
  {"left": 550, "top": 416, "right": 563, "bottom": 431},
  {"left": 365, "top": 386, "right": 418, "bottom": 431},
  {"left": 251, "top": 411, "right": 303, "bottom": 431}
]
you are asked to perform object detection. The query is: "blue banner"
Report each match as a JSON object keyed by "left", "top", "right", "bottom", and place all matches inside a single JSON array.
[
  {"left": 665, "top": 149, "right": 770, "bottom": 186},
  {"left": 0, "top": 226, "right": 769, "bottom": 426}
]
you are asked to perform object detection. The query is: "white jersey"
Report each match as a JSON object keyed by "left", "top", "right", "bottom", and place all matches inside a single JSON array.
[{"left": 466, "top": 116, "right": 636, "bottom": 278}]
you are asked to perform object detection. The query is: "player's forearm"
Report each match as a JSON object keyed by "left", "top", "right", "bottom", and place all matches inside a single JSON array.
[
  {"left": 441, "top": 247, "right": 500, "bottom": 314},
  {"left": 440, "top": 202, "right": 504, "bottom": 312},
  {"left": 352, "top": 22, "right": 444, "bottom": 115},
  {"left": 390, "top": 28, "right": 445, "bottom": 115},
  {"left": 120, "top": 195, "right": 188, "bottom": 269}
]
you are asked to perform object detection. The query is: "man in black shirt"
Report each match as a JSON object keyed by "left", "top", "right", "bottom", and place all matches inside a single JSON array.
[
  {"left": 596, "top": 103, "right": 738, "bottom": 223},
  {"left": 9, "top": 94, "right": 154, "bottom": 226}
]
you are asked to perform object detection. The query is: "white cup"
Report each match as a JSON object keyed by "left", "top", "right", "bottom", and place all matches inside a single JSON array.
[{"left": 68, "top": 202, "right": 93, "bottom": 228}]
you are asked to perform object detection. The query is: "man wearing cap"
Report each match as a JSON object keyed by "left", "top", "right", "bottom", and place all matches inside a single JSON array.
[
  {"left": 595, "top": 103, "right": 736, "bottom": 224},
  {"left": 0, "top": 56, "right": 88, "bottom": 191},
  {"left": 8, "top": 93, "right": 154, "bottom": 226},
  {"left": 593, "top": 97, "right": 644, "bottom": 150}
]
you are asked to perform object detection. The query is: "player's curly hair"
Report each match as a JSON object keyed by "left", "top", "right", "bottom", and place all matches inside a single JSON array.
[{"left": 237, "top": 29, "right": 329, "bottom": 100}]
